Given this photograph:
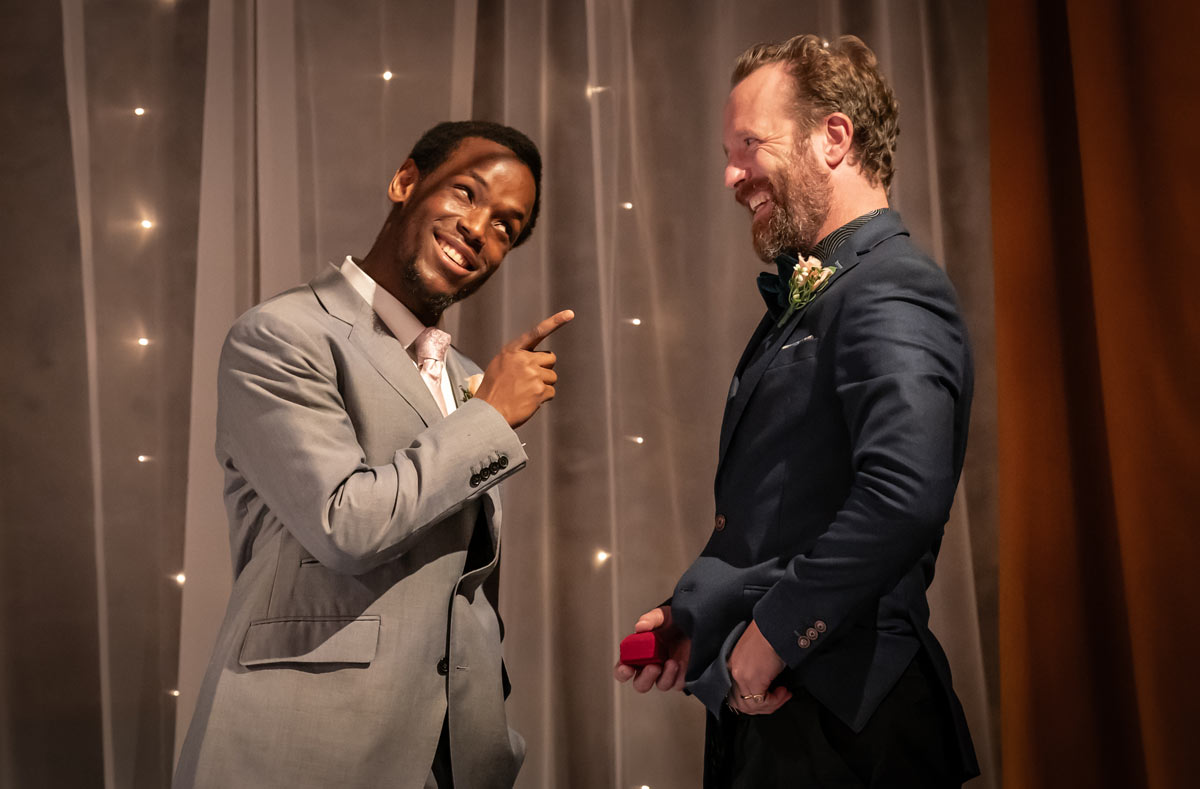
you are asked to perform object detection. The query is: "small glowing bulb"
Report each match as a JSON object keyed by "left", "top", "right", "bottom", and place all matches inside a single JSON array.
[
  {"left": 140, "top": 219, "right": 153, "bottom": 229},
  {"left": 631, "top": 436, "right": 645, "bottom": 445},
  {"left": 137, "top": 337, "right": 150, "bottom": 346},
  {"left": 169, "top": 689, "right": 180, "bottom": 697},
  {"left": 382, "top": 70, "right": 393, "bottom": 80},
  {"left": 642, "top": 785, "right": 651, "bottom": 789},
  {"left": 174, "top": 573, "right": 186, "bottom": 585},
  {"left": 596, "top": 550, "right": 610, "bottom": 563},
  {"left": 137, "top": 454, "right": 149, "bottom": 462},
  {"left": 629, "top": 318, "right": 642, "bottom": 326},
  {"left": 134, "top": 107, "right": 146, "bottom": 116},
  {"left": 620, "top": 201, "right": 633, "bottom": 210}
]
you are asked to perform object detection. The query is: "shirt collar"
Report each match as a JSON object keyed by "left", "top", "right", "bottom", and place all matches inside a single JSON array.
[
  {"left": 337, "top": 256, "right": 436, "bottom": 349},
  {"left": 810, "top": 207, "right": 888, "bottom": 263}
]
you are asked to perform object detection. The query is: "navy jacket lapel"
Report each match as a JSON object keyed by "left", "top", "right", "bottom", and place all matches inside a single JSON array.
[
  {"left": 715, "top": 211, "right": 908, "bottom": 476},
  {"left": 309, "top": 266, "right": 444, "bottom": 427}
]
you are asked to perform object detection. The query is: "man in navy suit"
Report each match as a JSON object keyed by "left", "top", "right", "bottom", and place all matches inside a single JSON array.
[{"left": 616, "top": 35, "right": 980, "bottom": 787}]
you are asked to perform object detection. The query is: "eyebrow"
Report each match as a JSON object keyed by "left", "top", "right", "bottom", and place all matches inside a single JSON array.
[{"left": 464, "top": 169, "right": 529, "bottom": 223}]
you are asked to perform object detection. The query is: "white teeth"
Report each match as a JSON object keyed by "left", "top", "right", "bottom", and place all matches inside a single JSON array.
[
  {"left": 440, "top": 240, "right": 468, "bottom": 269},
  {"left": 748, "top": 194, "right": 769, "bottom": 212}
]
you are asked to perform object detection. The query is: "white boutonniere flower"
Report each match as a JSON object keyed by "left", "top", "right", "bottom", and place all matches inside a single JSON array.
[
  {"left": 779, "top": 255, "right": 836, "bottom": 326},
  {"left": 460, "top": 373, "right": 484, "bottom": 403}
]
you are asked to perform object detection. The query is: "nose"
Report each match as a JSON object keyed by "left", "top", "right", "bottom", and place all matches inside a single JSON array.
[
  {"left": 457, "top": 209, "right": 486, "bottom": 251},
  {"left": 724, "top": 161, "right": 747, "bottom": 191}
]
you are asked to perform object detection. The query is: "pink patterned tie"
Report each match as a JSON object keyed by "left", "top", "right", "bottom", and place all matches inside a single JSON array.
[{"left": 414, "top": 326, "right": 452, "bottom": 416}]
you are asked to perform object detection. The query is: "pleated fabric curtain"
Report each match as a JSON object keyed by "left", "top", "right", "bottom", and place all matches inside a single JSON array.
[
  {"left": 991, "top": 0, "right": 1200, "bottom": 786},
  {"left": 0, "top": 2, "right": 998, "bottom": 787}
]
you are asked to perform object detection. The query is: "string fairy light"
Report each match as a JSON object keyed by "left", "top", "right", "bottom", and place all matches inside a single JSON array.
[
  {"left": 382, "top": 70, "right": 393, "bottom": 80},
  {"left": 134, "top": 107, "right": 146, "bottom": 116}
]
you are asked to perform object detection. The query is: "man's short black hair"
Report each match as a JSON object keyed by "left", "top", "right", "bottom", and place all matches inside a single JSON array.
[{"left": 406, "top": 120, "right": 542, "bottom": 247}]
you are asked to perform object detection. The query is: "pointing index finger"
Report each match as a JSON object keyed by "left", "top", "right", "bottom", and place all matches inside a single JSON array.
[{"left": 510, "top": 309, "right": 575, "bottom": 351}]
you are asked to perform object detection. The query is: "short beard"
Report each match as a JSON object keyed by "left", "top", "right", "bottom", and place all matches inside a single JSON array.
[
  {"left": 752, "top": 142, "right": 832, "bottom": 262},
  {"left": 400, "top": 253, "right": 483, "bottom": 320}
]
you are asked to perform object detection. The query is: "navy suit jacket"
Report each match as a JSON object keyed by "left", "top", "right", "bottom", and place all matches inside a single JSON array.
[{"left": 672, "top": 210, "right": 977, "bottom": 775}]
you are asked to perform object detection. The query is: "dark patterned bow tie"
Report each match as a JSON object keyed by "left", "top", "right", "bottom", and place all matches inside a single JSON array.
[{"left": 756, "top": 252, "right": 799, "bottom": 320}]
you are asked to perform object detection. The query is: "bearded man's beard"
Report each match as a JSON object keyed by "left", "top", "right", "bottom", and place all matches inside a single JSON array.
[
  {"left": 399, "top": 256, "right": 485, "bottom": 318},
  {"left": 751, "top": 142, "right": 833, "bottom": 262}
]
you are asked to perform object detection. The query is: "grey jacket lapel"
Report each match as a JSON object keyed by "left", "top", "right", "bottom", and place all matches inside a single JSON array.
[{"left": 309, "top": 266, "right": 444, "bottom": 427}]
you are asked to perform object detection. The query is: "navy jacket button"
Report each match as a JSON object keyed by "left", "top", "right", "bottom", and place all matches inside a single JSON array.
[{"left": 714, "top": 514, "right": 726, "bottom": 531}]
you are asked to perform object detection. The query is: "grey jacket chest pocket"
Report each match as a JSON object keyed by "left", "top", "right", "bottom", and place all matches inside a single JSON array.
[{"left": 238, "top": 615, "right": 380, "bottom": 668}]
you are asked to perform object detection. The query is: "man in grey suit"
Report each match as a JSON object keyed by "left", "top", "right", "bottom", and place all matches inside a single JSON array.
[
  {"left": 176, "top": 121, "right": 573, "bottom": 789},
  {"left": 616, "top": 36, "right": 978, "bottom": 787}
]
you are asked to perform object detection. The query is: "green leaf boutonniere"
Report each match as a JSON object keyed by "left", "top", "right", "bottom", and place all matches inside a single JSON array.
[
  {"left": 778, "top": 255, "right": 836, "bottom": 326},
  {"left": 460, "top": 373, "right": 484, "bottom": 404}
]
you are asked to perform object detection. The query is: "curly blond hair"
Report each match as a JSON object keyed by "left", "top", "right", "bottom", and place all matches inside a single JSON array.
[{"left": 732, "top": 34, "right": 900, "bottom": 191}]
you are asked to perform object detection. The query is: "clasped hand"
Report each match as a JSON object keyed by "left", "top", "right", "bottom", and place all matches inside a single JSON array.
[
  {"left": 613, "top": 608, "right": 790, "bottom": 716},
  {"left": 474, "top": 309, "right": 574, "bottom": 428},
  {"left": 725, "top": 620, "right": 790, "bottom": 715}
]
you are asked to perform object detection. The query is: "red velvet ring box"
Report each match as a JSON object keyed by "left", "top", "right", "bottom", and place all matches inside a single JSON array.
[{"left": 619, "top": 631, "right": 668, "bottom": 666}]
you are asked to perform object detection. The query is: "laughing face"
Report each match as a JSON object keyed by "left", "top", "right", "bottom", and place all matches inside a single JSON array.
[
  {"left": 722, "top": 62, "right": 832, "bottom": 261},
  {"left": 386, "top": 137, "right": 536, "bottom": 322}
]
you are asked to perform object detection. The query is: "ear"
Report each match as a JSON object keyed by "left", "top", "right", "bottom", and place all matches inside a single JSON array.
[
  {"left": 818, "top": 112, "right": 855, "bottom": 169},
  {"left": 387, "top": 159, "right": 420, "bottom": 204}
]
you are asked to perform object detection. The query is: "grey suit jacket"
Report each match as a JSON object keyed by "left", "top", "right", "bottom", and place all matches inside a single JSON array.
[{"left": 175, "top": 266, "right": 528, "bottom": 789}]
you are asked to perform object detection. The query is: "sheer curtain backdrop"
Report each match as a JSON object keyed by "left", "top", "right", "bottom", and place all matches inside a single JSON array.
[{"left": 1, "top": 2, "right": 996, "bottom": 788}]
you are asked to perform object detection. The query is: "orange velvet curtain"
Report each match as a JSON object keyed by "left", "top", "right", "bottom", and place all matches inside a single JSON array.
[{"left": 991, "top": 0, "right": 1200, "bottom": 786}]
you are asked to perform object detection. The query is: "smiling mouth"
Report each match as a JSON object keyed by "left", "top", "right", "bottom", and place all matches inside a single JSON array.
[
  {"left": 435, "top": 233, "right": 476, "bottom": 273},
  {"left": 747, "top": 192, "right": 772, "bottom": 220}
]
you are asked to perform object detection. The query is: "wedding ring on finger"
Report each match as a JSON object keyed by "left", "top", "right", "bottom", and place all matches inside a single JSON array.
[{"left": 740, "top": 693, "right": 765, "bottom": 702}]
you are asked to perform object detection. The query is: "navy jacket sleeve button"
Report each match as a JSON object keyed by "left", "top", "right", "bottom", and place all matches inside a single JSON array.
[{"left": 714, "top": 514, "right": 726, "bottom": 532}]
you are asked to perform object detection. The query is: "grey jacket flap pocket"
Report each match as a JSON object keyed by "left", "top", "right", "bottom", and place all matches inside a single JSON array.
[{"left": 238, "top": 615, "right": 380, "bottom": 667}]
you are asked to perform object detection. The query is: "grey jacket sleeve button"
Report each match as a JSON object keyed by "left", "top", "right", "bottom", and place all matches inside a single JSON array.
[
  {"left": 498, "top": 455, "right": 509, "bottom": 468},
  {"left": 480, "top": 467, "right": 491, "bottom": 481},
  {"left": 470, "top": 474, "right": 481, "bottom": 487},
  {"left": 489, "top": 461, "right": 500, "bottom": 474}
]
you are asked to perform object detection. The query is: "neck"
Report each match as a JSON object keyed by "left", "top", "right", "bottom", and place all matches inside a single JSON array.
[
  {"left": 814, "top": 177, "right": 889, "bottom": 245},
  {"left": 359, "top": 222, "right": 443, "bottom": 328}
]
